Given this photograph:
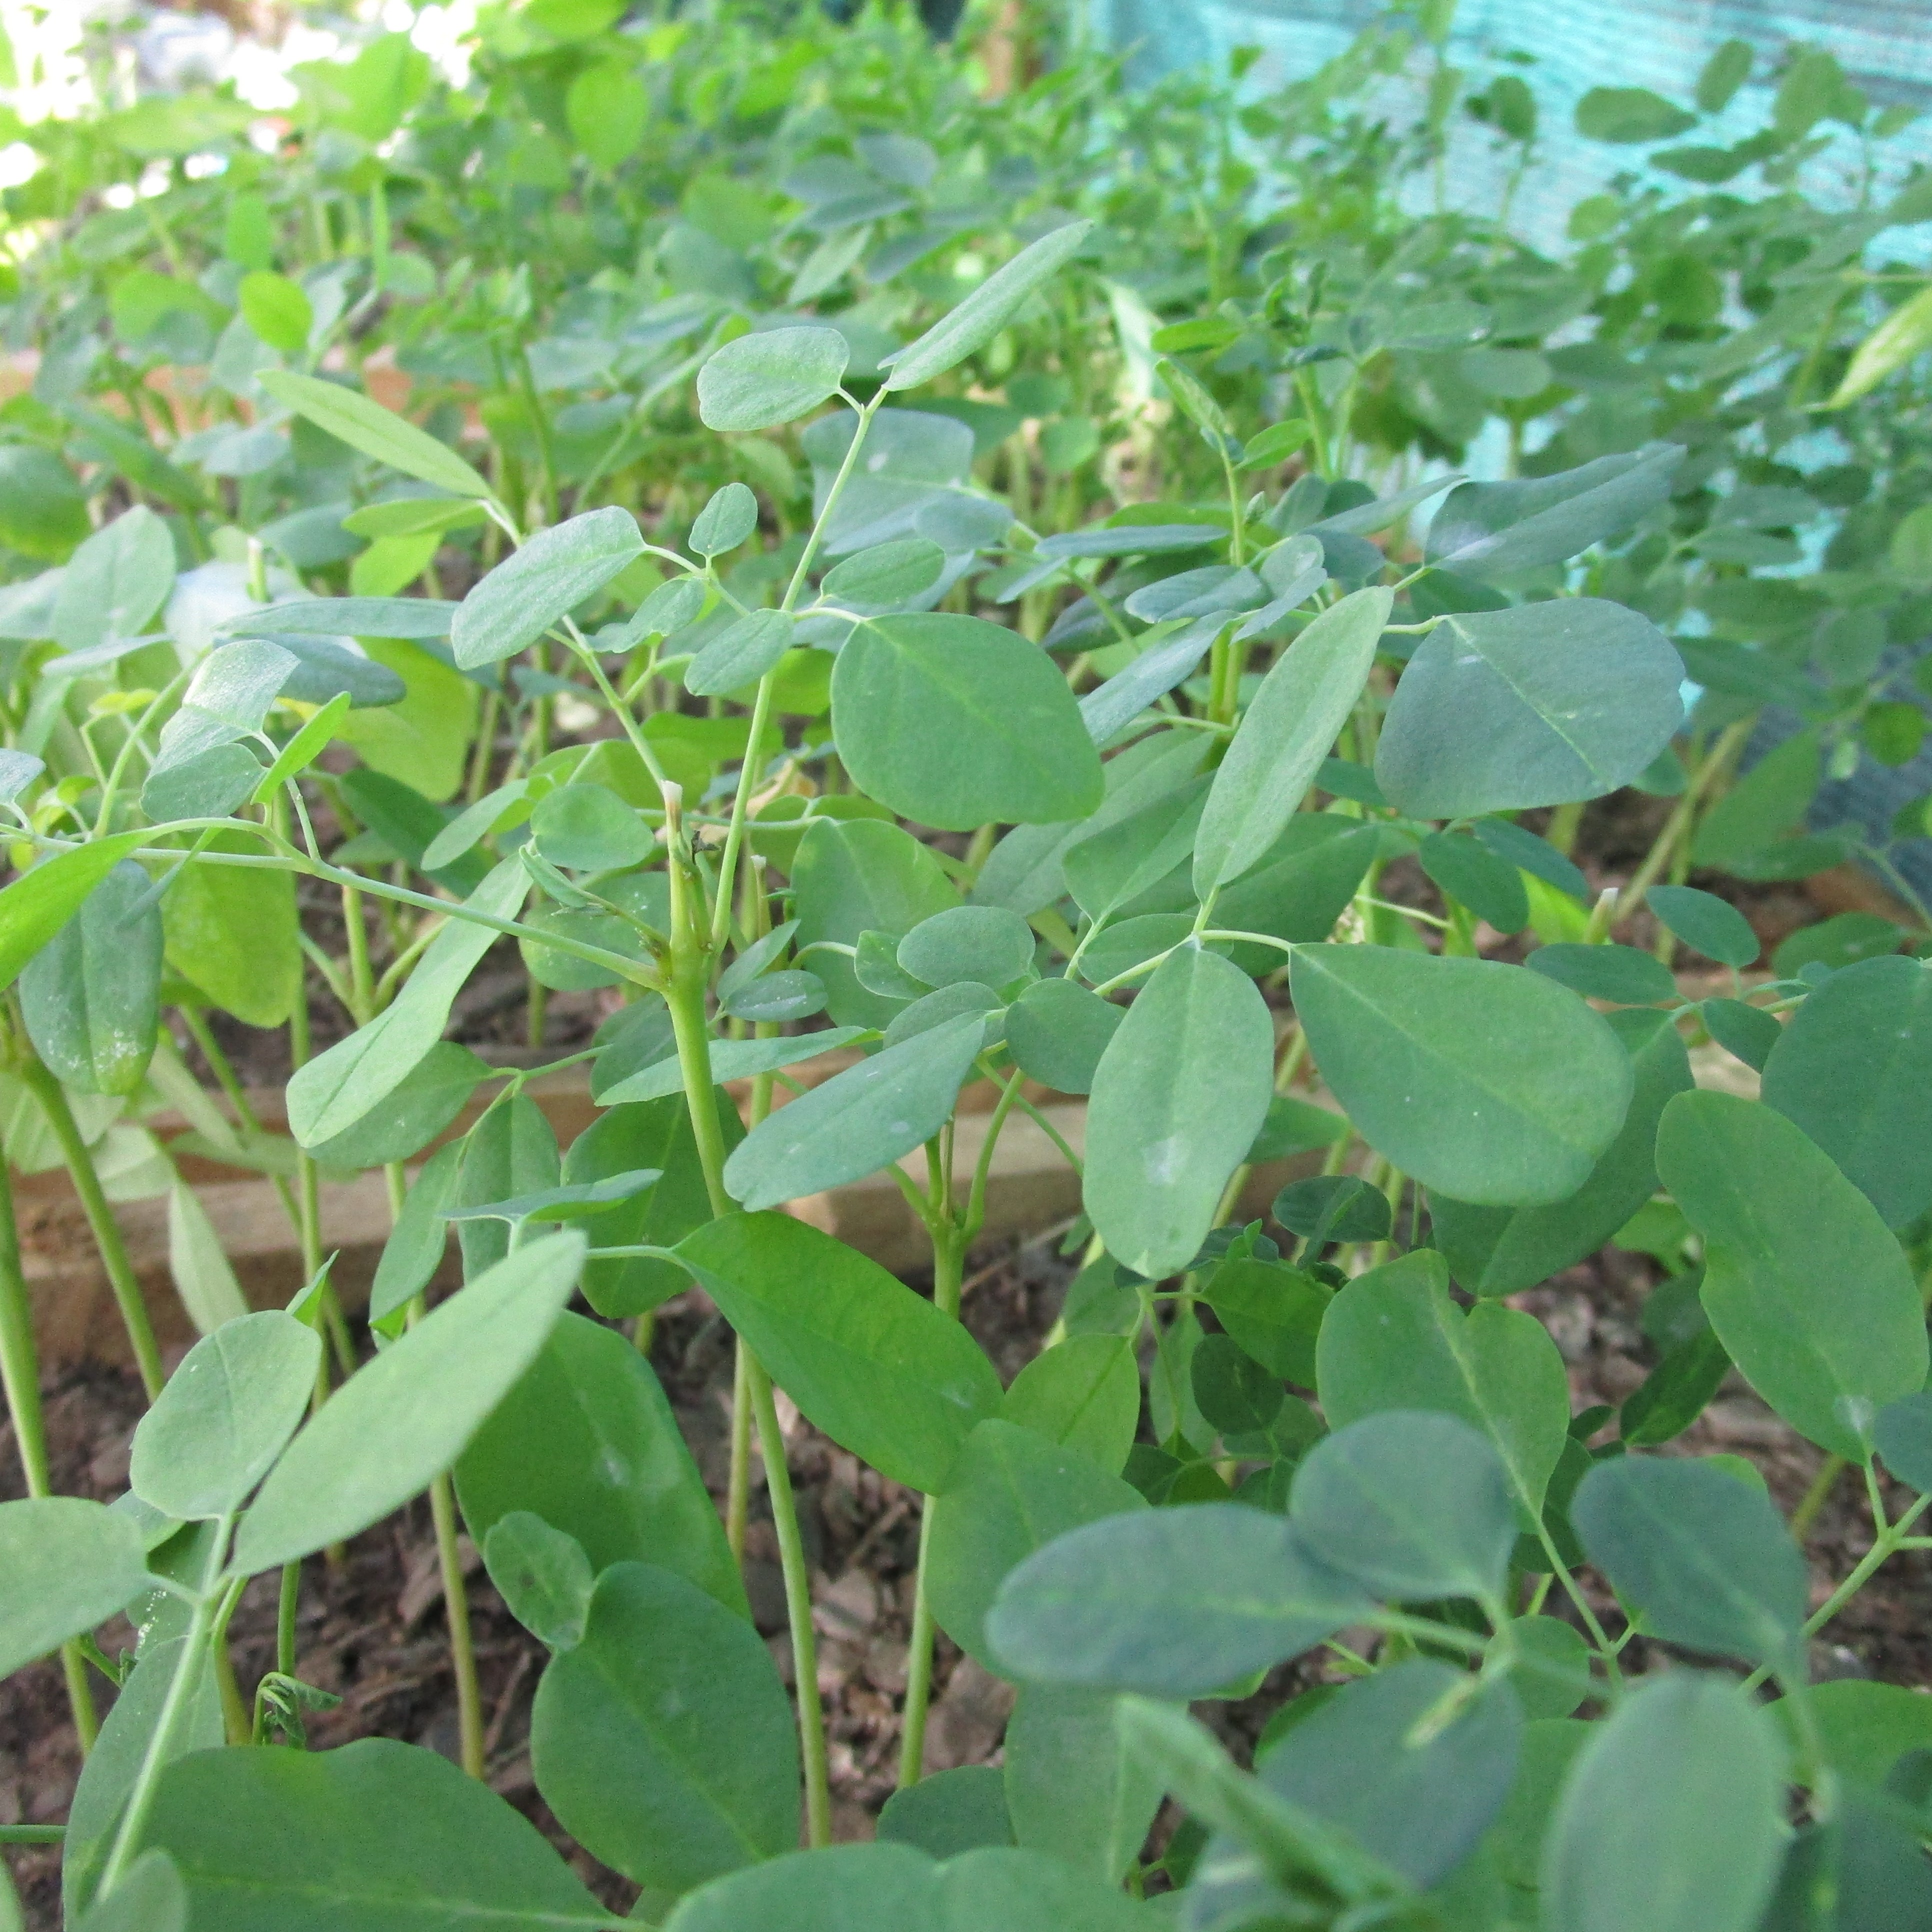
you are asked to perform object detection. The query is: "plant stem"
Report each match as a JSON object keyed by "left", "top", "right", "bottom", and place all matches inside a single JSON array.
[
  {"left": 726, "top": 1340, "right": 753, "bottom": 1566},
  {"left": 746, "top": 1353, "right": 831, "bottom": 1846},
  {"left": 22, "top": 1062, "right": 164, "bottom": 1400},
  {"left": 1792, "top": 1454, "right": 1846, "bottom": 1540},
  {"left": 278, "top": 1559, "right": 300, "bottom": 1678},
  {"left": 430, "top": 1468, "right": 485, "bottom": 1778},
  {"left": 0, "top": 1153, "right": 99, "bottom": 1750},
  {"left": 658, "top": 786, "right": 830, "bottom": 1844},
  {"left": 899, "top": 1220, "right": 966, "bottom": 1788}
]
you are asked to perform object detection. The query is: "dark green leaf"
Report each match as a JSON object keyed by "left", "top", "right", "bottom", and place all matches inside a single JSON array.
[
  {"left": 677, "top": 1213, "right": 1002, "bottom": 1493},
  {"left": 1004, "top": 978, "right": 1122, "bottom": 1095},
  {"left": 988, "top": 1502, "right": 1368, "bottom": 1696},
  {"left": 1377, "top": 602, "right": 1684, "bottom": 819},
  {"left": 686, "top": 610, "right": 796, "bottom": 698},
  {"left": 834, "top": 614, "right": 1103, "bottom": 830},
  {"left": 481, "top": 1512, "right": 594, "bottom": 1650},
  {"left": 1874, "top": 1392, "right": 1932, "bottom": 1494},
  {"left": 0, "top": 1498, "right": 152, "bottom": 1679},
  {"left": 1576, "top": 86, "right": 1699, "bottom": 142},
  {"left": 1419, "top": 831, "right": 1529, "bottom": 934},
  {"left": 531, "top": 1562, "right": 796, "bottom": 1892},
  {"left": 1762, "top": 956, "right": 1932, "bottom": 1228},
  {"left": 1542, "top": 1674, "right": 1784, "bottom": 1932},
  {"left": 1655, "top": 1091, "right": 1926, "bottom": 1458},
  {"left": 1647, "top": 886, "right": 1759, "bottom": 969},
  {"left": 1526, "top": 942, "right": 1680, "bottom": 1006},
  {"left": 722, "top": 1014, "right": 981, "bottom": 1210},
  {"left": 690, "top": 482, "right": 758, "bottom": 557},
  {"left": 1291, "top": 1410, "right": 1516, "bottom": 1605},
  {"left": 306, "top": 1041, "right": 490, "bottom": 1169},
  {"left": 878, "top": 1767, "right": 1014, "bottom": 1859},
  {"left": 1002, "top": 1336, "right": 1140, "bottom": 1473},
  {"left": 928, "top": 1419, "right": 1144, "bottom": 1666},
  {"left": 898, "top": 906, "right": 1034, "bottom": 990},
  {"left": 140, "top": 1736, "right": 609, "bottom": 1927},
  {"left": 1573, "top": 1455, "right": 1805, "bottom": 1668},
  {"left": 1084, "top": 945, "right": 1275, "bottom": 1278},
  {"left": 1004, "top": 1687, "right": 1164, "bottom": 1886},
  {"left": 451, "top": 507, "right": 644, "bottom": 669},
  {"left": 1206, "top": 1259, "right": 1330, "bottom": 1386},
  {"left": 1290, "top": 945, "right": 1634, "bottom": 1206},
  {"left": 1702, "top": 997, "right": 1782, "bottom": 1072},
  {"left": 1272, "top": 1174, "right": 1390, "bottom": 1246},
  {"left": 456, "top": 1312, "right": 745, "bottom": 1616}
]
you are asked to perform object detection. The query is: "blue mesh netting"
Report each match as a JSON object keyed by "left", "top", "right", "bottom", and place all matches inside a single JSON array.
[{"left": 1088, "top": 0, "right": 1932, "bottom": 260}]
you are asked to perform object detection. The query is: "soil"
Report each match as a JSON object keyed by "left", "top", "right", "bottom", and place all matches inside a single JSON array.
[{"left": 6, "top": 800, "right": 1932, "bottom": 1926}]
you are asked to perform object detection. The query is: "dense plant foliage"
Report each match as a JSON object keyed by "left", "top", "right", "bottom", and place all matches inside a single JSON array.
[{"left": 4, "top": 2, "right": 1932, "bottom": 1928}]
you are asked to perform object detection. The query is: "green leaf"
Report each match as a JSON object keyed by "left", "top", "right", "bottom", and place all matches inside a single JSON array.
[
  {"left": 306, "top": 1040, "right": 490, "bottom": 1170},
  {"left": 1776, "top": 1678, "right": 1932, "bottom": 1790},
  {"left": 1505, "top": 1616, "right": 1593, "bottom": 1720},
  {"left": 662, "top": 1844, "right": 934, "bottom": 1932},
  {"left": 987, "top": 1502, "right": 1368, "bottom": 1696},
  {"left": 368, "top": 1140, "right": 461, "bottom": 1327},
  {"left": 1526, "top": 942, "right": 1680, "bottom": 1006},
  {"left": 884, "top": 222, "right": 1095, "bottom": 392},
  {"left": 258, "top": 370, "right": 494, "bottom": 499},
  {"left": 566, "top": 1093, "right": 740, "bottom": 1318},
  {"left": 722, "top": 1014, "right": 982, "bottom": 1210},
  {"left": 833, "top": 614, "right": 1103, "bottom": 830},
  {"left": 481, "top": 1512, "right": 594, "bottom": 1650},
  {"left": 1542, "top": 1675, "right": 1784, "bottom": 1932},
  {"left": 933, "top": 1846, "right": 1152, "bottom": 1932},
  {"left": 928, "top": 1418, "right": 1145, "bottom": 1666},
  {"left": 237, "top": 270, "right": 312, "bottom": 353},
  {"left": 0, "top": 446, "right": 90, "bottom": 560},
  {"left": 529, "top": 782, "right": 653, "bottom": 872},
  {"left": 19, "top": 858, "right": 162, "bottom": 1094},
  {"left": 71, "top": 1852, "right": 185, "bottom": 1932},
  {"left": 596, "top": 1029, "right": 865, "bottom": 1108},
  {"left": 1692, "top": 730, "right": 1820, "bottom": 874},
  {"left": 1430, "top": 1006, "right": 1693, "bottom": 1296},
  {"left": 1261, "top": 1662, "right": 1524, "bottom": 1889},
  {"left": 794, "top": 817, "right": 960, "bottom": 1028},
  {"left": 1002, "top": 1335, "right": 1140, "bottom": 1473},
  {"left": 231, "top": 1230, "right": 586, "bottom": 1574},
  {"left": 822, "top": 538, "right": 946, "bottom": 606},
  {"left": 1290, "top": 1410, "right": 1516, "bottom": 1605},
  {"left": 1424, "top": 445, "right": 1682, "bottom": 580},
  {"left": 1572, "top": 1455, "right": 1805, "bottom": 1670},
  {"left": 1418, "top": 830, "right": 1528, "bottom": 934},
  {"left": 899, "top": 905, "right": 1034, "bottom": 990},
  {"left": 128, "top": 1312, "right": 320, "bottom": 1520},
  {"left": 0, "top": 1498, "right": 152, "bottom": 1678},
  {"left": 1654, "top": 1090, "right": 1927, "bottom": 1458},
  {"left": 690, "top": 482, "right": 758, "bottom": 557},
  {"left": 456, "top": 1312, "right": 745, "bottom": 1617},
  {"left": 52, "top": 506, "right": 176, "bottom": 652},
  {"left": 1316, "top": 1250, "right": 1572, "bottom": 1524},
  {"left": 0, "top": 831, "right": 148, "bottom": 994},
  {"left": 1830, "top": 284, "right": 1932, "bottom": 408},
  {"left": 1575, "top": 86, "right": 1698, "bottom": 141},
  {"left": 686, "top": 608, "right": 796, "bottom": 698},
  {"left": 879, "top": 1768, "right": 1014, "bottom": 1859},
  {"left": 698, "top": 326, "right": 850, "bottom": 432},
  {"left": 676, "top": 1213, "right": 1002, "bottom": 1493},
  {"left": 334, "top": 638, "right": 478, "bottom": 803},
  {"left": 140, "top": 1736, "right": 610, "bottom": 1927},
  {"left": 162, "top": 830, "right": 302, "bottom": 1028},
  {"left": 451, "top": 1094, "right": 559, "bottom": 1278},
  {"left": 1646, "top": 885, "right": 1760, "bottom": 969},
  {"left": 227, "top": 596, "right": 459, "bottom": 642},
  {"left": 1702, "top": 996, "right": 1782, "bottom": 1072},
  {"left": 1193, "top": 587, "right": 1390, "bottom": 894},
  {"left": 1004, "top": 978, "right": 1122, "bottom": 1094},
  {"left": 1376, "top": 601, "right": 1684, "bottom": 819},
  {"left": 531, "top": 1562, "right": 798, "bottom": 1893},
  {"left": 286, "top": 860, "right": 527, "bottom": 1146},
  {"left": 1004, "top": 1688, "right": 1164, "bottom": 1886},
  {"left": 1084, "top": 944, "right": 1276, "bottom": 1278},
  {"left": 1290, "top": 944, "right": 1634, "bottom": 1206},
  {"left": 451, "top": 506, "right": 644, "bottom": 668},
  {"left": 1760, "top": 955, "right": 1932, "bottom": 1228},
  {"left": 1874, "top": 1391, "right": 1932, "bottom": 1493},
  {"left": 1206, "top": 1258, "right": 1330, "bottom": 1386}
]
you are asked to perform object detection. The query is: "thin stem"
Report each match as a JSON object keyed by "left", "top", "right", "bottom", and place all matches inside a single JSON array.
[
  {"left": 900, "top": 1220, "right": 966, "bottom": 1788},
  {"left": 430, "top": 1468, "right": 485, "bottom": 1778},
  {"left": 726, "top": 1340, "right": 753, "bottom": 1567},
  {"left": 746, "top": 1354, "right": 832, "bottom": 1846},
  {"left": 22, "top": 1061, "right": 164, "bottom": 1400},
  {"left": 278, "top": 1560, "right": 300, "bottom": 1678},
  {"left": 1792, "top": 1455, "right": 1846, "bottom": 1540},
  {"left": 0, "top": 1154, "right": 98, "bottom": 1750},
  {"left": 658, "top": 785, "right": 830, "bottom": 1844}
]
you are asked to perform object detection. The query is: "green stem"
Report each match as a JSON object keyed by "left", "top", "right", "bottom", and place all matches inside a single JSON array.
[
  {"left": 22, "top": 1061, "right": 164, "bottom": 1401},
  {"left": 278, "top": 1560, "right": 300, "bottom": 1678},
  {"left": 899, "top": 1220, "right": 966, "bottom": 1788},
  {"left": 430, "top": 1468, "right": 485, "bottom": 1779},
  {"left": 746, "top": 1354, "right": 832, "bottom": 1846},
  {"left": 658, "top": 788, "right": 830, "bottom": 1845},
  {"left": 0, "top": 1152, "right": 98, "bottom": 1750},
  {"left": 1792, "top": 1455, "right": 1846, "bottom": 1540}
]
